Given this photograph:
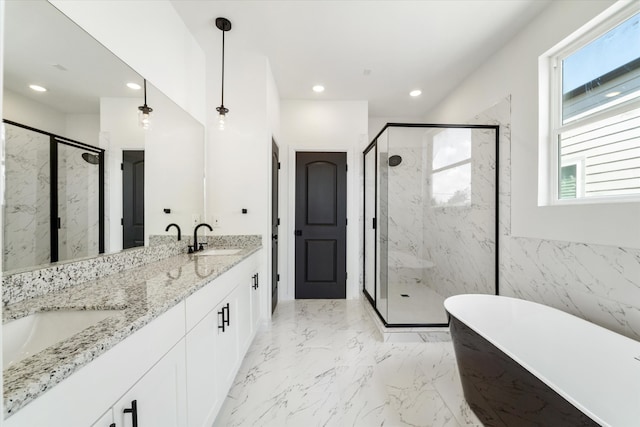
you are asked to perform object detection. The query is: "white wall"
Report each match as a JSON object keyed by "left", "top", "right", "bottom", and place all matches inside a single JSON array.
[
  {"left": 3, "top": 90, "right": 100, "bottom": 145},
  {"left": 206, "top": 52, "right": 271, "bottom": 234},
  {"left": 3, "top": 89, "right": 65, "bottom": 135},
  {"left": 145, "top": 84, "right": 205, "bottom": 244},
  {"left": 423, "top": 0, "right": 639, "bottom": 249},
  {"left": 205, "top": 49, "right": 280, "bottom": 316},
  {"left": 99, "top": 97, "right": 145, "bottom": 252},
  {"left": 368, "top": 116, "right": 426, "bottom": 145},
  {"left": 49, "top": 0, "right": 206, "bottom": 125},
  {"left": 279, "top": 100, "right": 369, "bottom": 300},
  {"left": 65, "top": 114, "right": 100, "bottom": 146}
]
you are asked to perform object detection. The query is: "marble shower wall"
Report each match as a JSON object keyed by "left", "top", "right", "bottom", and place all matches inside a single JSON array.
[
  {"left": 381, "top": 125, "right": 497, "bottom": 299},
  {"left": 57, "top": 145, "right": 100, "bottom": 262},
  {"left": 3, "top": 123, "right": 101, "bottom": 271},
  {"left": 386, "top": 145, "right": 425, "bottom": 287},
  {"left": 421, "top": 127, "right": 497, "bottom": 299},
  {"left": 3, "top": 124, "right": 51, "bottom": 271},
  {"left": 474, "top": 96, "right": 640, "bottom": 341}
]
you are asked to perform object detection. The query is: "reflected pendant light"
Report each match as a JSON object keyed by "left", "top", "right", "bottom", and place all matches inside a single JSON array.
[
  {"left": 215, "top": 17, "right": 232, "bottom": 130},
  {"left": 138, "top": 79, "right": 153, "bottom": 130}
]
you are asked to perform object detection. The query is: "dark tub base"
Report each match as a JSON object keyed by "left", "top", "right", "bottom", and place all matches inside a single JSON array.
[{"left": 449, "top": 315, "right": 599, "bottom": 427}]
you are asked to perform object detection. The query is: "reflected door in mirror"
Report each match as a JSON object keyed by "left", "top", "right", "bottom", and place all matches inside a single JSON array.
[{"left": 123, "top": 150, "right": 145, "bottom": 249}]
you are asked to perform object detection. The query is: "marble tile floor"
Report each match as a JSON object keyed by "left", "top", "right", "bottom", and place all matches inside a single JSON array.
[{"left": 214, "top": 299, "right": 482, "bottom": 427}]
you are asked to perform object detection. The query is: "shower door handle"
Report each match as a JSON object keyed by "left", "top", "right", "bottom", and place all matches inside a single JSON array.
[{"left": 372, "top": 218, "right": 376, "bottom": 229}]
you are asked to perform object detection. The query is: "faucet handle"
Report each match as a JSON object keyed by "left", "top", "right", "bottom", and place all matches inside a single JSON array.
[
  {"left": 188, "top": 245, "right": 194, "bottom": 254},
  {"left": 198, "top": 242, "right": 208, "bottom": 251}
]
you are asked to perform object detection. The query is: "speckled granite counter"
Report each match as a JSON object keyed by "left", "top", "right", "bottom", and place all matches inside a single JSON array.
[{"left": 2, "top": 243, "right": 261, "bottom": 418}]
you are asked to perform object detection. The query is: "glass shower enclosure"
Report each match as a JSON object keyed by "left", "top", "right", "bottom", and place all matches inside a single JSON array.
[
  {"left": 3, "top": 120, "right": 104, "bottom": 271},
  {"left": 363, "top": 123, "right": 499, "bottom": 326}
]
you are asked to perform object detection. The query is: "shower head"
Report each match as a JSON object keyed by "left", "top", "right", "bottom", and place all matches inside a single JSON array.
[
  {"left": 388, "top": 155, "right": 402, "bottom": 167},
  {"left": 82, "top": 152, "right": 100, "bottom": 165}
]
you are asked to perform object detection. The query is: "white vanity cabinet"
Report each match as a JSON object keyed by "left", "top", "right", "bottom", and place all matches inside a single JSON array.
[
  {"left": 112, "top": 339, "right": 187, "bottom": 427},
  {"left": 250, "top": 271, "right": 262, "bottom": 338},
  {"left": 185, "top": 251, "right": 261, "bottom": 427},
  {"left": 92, "top": 340, "right": 187, "bottom": 427},
  {"left": 91, "top": 409, "right": 114, "bottom": 427},
  {"left": 4, "top": 250, "right": 262, "bottom": 427}
]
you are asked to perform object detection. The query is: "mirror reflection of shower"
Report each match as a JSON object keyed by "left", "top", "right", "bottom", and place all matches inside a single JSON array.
[
  {"left": 82, "top": 152, "right": 100, "bottom": 165},
  {"left": 2, "top": 120, "right": 104, "bottom": 272},
  {"left": 388, "top": 155, "right": 402, "bottom": 167}
]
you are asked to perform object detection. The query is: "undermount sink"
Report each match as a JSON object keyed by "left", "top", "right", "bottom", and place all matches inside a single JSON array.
[
  {"left": 3, "top": 310, "right": 122, "bottom": 369},
  {"left": 195, "top": 248, "right": 242, "bottom": 256}
]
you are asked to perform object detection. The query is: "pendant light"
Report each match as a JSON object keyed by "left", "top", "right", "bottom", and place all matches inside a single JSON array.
[
  {"left": 215, "top": 17, "right": 232, "bottom": 130},
  {"left": 138, "top": 79, "right": 153, "bottom": 130}
]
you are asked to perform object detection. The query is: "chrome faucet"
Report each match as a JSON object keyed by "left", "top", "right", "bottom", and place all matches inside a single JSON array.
[
  {"left": 192, "top": 223, "right": 213, "bottom": 252},
  {"left": 165, "top": 223, "right": 181, "bottom": 241}
]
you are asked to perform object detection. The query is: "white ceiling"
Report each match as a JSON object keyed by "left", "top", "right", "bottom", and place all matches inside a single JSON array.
[
  {"left": 172, "top": 0, "right": 551, "bottom": 118},
  {"left": 4, "top": 0, "right": 143, "bottom": 115}
]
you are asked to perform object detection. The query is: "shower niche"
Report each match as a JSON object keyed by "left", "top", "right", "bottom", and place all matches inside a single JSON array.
[
  {"left": 363, "top": 123, "right": 499, "bottom": 327},
  {"left": 3, "top": 121, "right": 104, "bottom": 271}
]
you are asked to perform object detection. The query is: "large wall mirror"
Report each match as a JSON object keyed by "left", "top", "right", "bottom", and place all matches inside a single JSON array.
[{"left": 2, "top": 0, "right": 205, "bottom": 273}]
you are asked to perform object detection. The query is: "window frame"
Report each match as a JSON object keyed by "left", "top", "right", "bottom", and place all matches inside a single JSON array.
[{"left": 546, "top": 2, "right": 640, "bottom": 205}]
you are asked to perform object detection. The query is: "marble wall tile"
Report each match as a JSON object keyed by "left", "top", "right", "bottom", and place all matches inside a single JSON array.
[
  {"left": 57, "top": 145, "right": 100, "bottom": 262},
  {"left": 501, "top": 236, "right": 640, "bottom": 340},
  {"left": 3, "top": 123, "right": 102, "bottom": 271},
  {"left": 3, "top": 124, "right": 51, "bottom": 271}
]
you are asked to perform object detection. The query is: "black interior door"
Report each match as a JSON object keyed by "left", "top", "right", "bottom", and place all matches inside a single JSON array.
[
  {"left": 295, "top": 152, "right": 347, "bottom": 299},
  {"left": 123, "top": 150, "right": 144, "bottom": 249},
  {"left": 272, "top": 140, "right": 279, "bottom": 313}
]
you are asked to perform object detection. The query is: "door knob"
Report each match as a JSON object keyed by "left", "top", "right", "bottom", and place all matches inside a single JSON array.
[
  {"left": 294, "top": 230, "right": 302, "bottom": 236},
  {"left": 272, "top": 234, "right": 278, "bottom": 240}
]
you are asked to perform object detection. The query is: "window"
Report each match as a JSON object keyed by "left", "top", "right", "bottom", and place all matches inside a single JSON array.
[
  {"left": 548, "top": 5, "right": 640, "bottom": 202},
  {"left": 431, "top": 128, "right": 472, "bottom": 207}
]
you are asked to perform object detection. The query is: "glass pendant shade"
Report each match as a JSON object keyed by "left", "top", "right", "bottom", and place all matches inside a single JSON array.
[
  {"left": 216, "top": 105, "right": 228, "bottom": 130},
  {"left": 138, "top": 105, "right": 153, "bottom": 130}
]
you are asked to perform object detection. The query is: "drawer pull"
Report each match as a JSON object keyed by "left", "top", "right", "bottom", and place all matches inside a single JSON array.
[{"left": 123, "top": 400, "right": 138, "bottom": 427}]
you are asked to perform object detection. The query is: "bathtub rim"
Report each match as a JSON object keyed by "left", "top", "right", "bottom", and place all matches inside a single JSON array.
[{"left": 445, "top": 293, "right": 640, "bottom": 427}]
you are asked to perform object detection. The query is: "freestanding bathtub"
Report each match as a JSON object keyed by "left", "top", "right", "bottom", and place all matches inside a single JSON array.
[{"left": 444, "top": 294, "right": 640, "bottom": 427}]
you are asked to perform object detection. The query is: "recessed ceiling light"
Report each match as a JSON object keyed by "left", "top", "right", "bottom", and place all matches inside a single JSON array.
[
  {"left": 410, "top": 89, "right": 422, "bottom": 97},
  {"left": 312, "top": 85, "right": 325, "bottom": 93},
  {"left": 605, "top": 91, "right": 621, "bottom": 98},
  {"left": 127, "top": 82, "right": 142, "bottom": 90},
  {"left": 29, "top": 84, "right": 47, "bottom": 92}
]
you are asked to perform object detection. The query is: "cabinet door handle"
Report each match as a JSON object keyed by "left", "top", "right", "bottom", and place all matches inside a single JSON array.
[
  {"left": 123, "top": 400, "right": 138, "bottom": 427},
  {"left": 252, "top": 273, "right": 259, "bottom": 289},
  {"left": 224, "top": 302, "right": 230, "bottom": 327},
  {"left": 218, "top": 307, "right": 226, "bottom": 332}
]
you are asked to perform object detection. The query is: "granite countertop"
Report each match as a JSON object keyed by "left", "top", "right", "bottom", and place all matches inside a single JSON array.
[{"left": 2, "top": 244, "right": 261, "bottom": 418}]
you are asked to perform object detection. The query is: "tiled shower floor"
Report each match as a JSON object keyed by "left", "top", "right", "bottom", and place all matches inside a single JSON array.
[
  {"left": 386, "top": 283, "right": 448, "bottom": 325},
  {"left": 214, "top": 299, "right": 482, "bottom": 426}
]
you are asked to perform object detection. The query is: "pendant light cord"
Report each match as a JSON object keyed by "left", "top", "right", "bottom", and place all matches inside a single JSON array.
[{"left": 221, "top": 30, "right": 225, "bottom": 106}]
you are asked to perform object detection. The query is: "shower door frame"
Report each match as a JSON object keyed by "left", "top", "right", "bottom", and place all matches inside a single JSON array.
[
  {"left": 362, "top": 123, "right": 500, "bottom": 328},
  {"left": 3, "top": 120, "right": 105, "bottom": 263}
]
